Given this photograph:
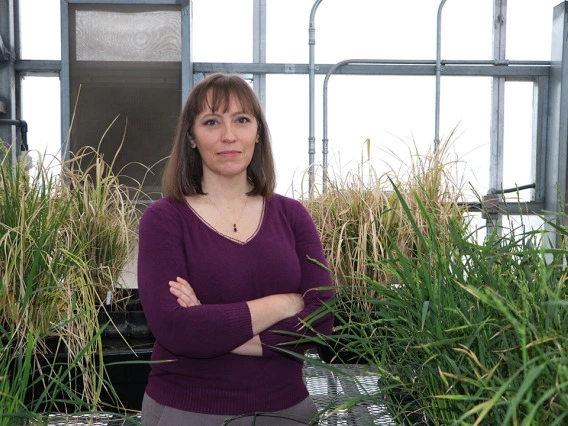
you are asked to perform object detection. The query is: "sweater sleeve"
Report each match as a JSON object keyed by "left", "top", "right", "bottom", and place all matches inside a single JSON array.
[
  {"left": 137, "top": 200, "right": 254, "bottom": 358},
  {"left": 259, "top": 199, "right": 334, "bottom": 356}
]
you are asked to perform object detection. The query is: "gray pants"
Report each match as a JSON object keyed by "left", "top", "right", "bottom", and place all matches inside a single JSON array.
[{"left": 141, "top": 393, "right": 319, "bottom": 426}]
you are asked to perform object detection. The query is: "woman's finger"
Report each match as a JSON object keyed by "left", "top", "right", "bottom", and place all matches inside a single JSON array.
[
  {"left": 169, "top": 283, "right": 200, "bottom": 306},
  {"left": 174, "top": 276, "right": 200, "bottom": 301},
  {"left": 169, "top": 277, "right": 201, "bottom": 307}
]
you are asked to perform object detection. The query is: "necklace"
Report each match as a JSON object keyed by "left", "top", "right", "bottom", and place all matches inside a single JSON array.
[{"left": 207, "top": 195, "right": 249, "bottom": 233}]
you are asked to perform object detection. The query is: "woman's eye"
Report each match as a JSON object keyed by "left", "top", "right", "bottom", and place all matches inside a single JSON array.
[
  {"left": 204, "top": 119, "right": 217, "bottom": 126},
  {"left": 236, "top": 116, "right": 251, "bottom": 124}
]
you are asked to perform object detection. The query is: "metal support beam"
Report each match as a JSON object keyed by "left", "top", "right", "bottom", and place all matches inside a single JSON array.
[
  {"left": 545, "top": 1, "right": 568, "bottom": 247},
  {"left": 0, "top": 118, "right": 27, "bottom": 151},
  {"left": 15, "top": 59, "right": 550, "bottom": 78},
  {"left": 253, "top": 0, "right": 266, "bottom": 109},
  {"left": 308, "top": 0, "right": 324, "bottom": 196},
  {"left": 533, "top": 76, "right": 549, "bottom": 204},
  {"left": 487, "top": 0, "right": 507, "bottom": 235},
  {"left": 0, "top": 0, "right": 18, "bottom": 164},
  {"left": 60, "top": 0, "right": 71, "bottom": 160},
  {"left": 191, "top": 61, "right": 549, "bottom": 77},
  {"left": 181, "top": 0, "right": 193, "bottom": 103}
]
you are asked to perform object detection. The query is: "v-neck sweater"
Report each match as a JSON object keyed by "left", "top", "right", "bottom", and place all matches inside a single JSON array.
[{"left": 137, "top": 194, "right": 334, "bottom": 415}]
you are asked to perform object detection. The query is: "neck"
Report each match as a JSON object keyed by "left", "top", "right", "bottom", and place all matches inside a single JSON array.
[
  {"left": 202, "top": 178, "right": 250, "bottom": 201},
  {"left": 204, "top": 189, "right": 250, "bottom": 234}
]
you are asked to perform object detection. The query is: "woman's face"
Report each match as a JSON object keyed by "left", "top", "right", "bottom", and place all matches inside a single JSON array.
[{"left": 191, "top": 94, "right": 258, "bottom": 180}]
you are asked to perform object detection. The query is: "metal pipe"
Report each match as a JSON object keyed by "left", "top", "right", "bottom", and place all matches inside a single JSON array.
[
  {"left": 501, "top": 183, "right": 536, "bottom": 194},
  {"left": 0, "top": 118, "right": 28, "bottom": 151},
  {"left": 435, "top": 0, "right": 448, "bottom": 149},
  {"left": 308, "top": 0, "right": 324, "bottom": 196},
  {"left": 253, "top": 0, "right": 267, "bottom": 108}
]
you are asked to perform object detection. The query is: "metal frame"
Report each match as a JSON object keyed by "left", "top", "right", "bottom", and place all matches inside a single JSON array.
[
  {"left": 484, "top": 0, "right": 507, "bottom": 233},
  {"left": 434, "top": 0, "right": 447, "bottom": 146},
  {"left": 311, "top": 0, "right": 554, "bottom": 231},
  {"left": 0, "top": 0, "right": 18, "bottom": 165},
  {"left": 252, "top": 0, "right": 266, "bottom": 107},
  {"left": 4, "top": 0, "right": 567, "bottom": 230},
  {"left": 544, "top": 2, "right": 568, "bottom": 247},
  {"left": 308, "top": 0, "right": 324, "bottom": 195}
]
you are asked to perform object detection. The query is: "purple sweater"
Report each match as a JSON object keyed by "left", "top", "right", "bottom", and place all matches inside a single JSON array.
[{"left": 137, "top": 194, "right": 334, "bottom": 415}]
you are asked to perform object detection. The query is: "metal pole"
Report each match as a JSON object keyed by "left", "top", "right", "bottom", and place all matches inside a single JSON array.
[
  {"left": 0, "top": 0, "right": 17, "bottom": 165},
  {"left": 181, "top": 0, "right": 193, "bottom": 103},
  {"left": 60, "top": 0, "right": 71, "bottom": 162},
  {"left": 487, "top": 0, "right": 507, "bottom": 236},
  {"left": 253, "top": 0, "right": 267, "bottom": 108},
  {"left": 434, "top": 0, "right": 448, "bottom": 149},
  {"left": 0, "top": 118, "right": 27, "bottom": 151},
  {"left": 308, "top": 0, "right": 324, "bottom": 196}
]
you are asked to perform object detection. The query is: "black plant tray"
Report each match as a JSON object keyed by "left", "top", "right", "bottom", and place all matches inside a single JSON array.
[
  {"left": 27, "top": 290, "right": 155, "bottom": 413},
  {"left": 317, "top": 311, "right": 369, "bottom": 364}
]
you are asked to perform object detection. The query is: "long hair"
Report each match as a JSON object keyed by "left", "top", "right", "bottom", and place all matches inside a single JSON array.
[{"left": 162, "top": 73, "right": 276, "bottom": 201}]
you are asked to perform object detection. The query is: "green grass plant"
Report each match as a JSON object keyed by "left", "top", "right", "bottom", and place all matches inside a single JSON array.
[
  {"left": 299, "top": 137, "right": 567, "bottom": 424},
  {"left": 0, "top": 324, "right": 41, "bottom": 425},
  {"left": 0, "top": 140, "right": 143, "bottom": 418},
  {"left": 304, "top": 184, "right": 567, "bottom": 424}
]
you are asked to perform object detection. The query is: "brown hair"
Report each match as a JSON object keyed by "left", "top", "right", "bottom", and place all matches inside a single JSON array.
[{"left": 162, "top": 73, "right": 276, "bottom": 201}]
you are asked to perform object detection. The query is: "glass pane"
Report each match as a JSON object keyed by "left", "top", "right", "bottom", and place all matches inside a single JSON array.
[
  {"left": 442, "top": 0, "right": 493, "bottom": 59},
  {"left": 505, "top": 215, "right": 546, "bottom": 238},
  {"left": 192, "top": 0, "right": 253, "bottom": 62},
  {"left": 439, "top": 77, "right": 492, "bottom": 201},
  {"left": 18, "top": 0, "right": 61, "bottom": 60},
  {"left": 265, "top": 75, "right": 309, "bottom": 196},
  {"left": 503, "top": 81, "right": 534, "bottom": 201},
  {"left": 74, "top": 6, "right": 181, "bottom": 62},
  {"left": 319, "top": 75, "right": 437, "bottom": 186},
  {"left": 20, "top": 76, "right": 61, "bottom": 174},
  {"left": 299, "top": 0, "right": 440, "bottom": 63},
  {"left": 267, "top": 73, "right": 491, "bottom": 200},
  {"left": 507, "top": 0, "right": 559, "bottom": 61},
  {"left": 266, "top": 0, "right": 312, "bottom": 63},
  {"left": 267, "top": 0, "right": 493, "bottom": 64}
]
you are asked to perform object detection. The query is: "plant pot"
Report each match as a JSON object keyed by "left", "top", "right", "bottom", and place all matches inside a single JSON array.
[
  {"left": 378, "top": 377, "right": 432, "bottom": 426},
  {"left": 97, "top": 305, "right": 154, "bottom": 412},
  {"left": 317, "top": 311, "right": 369, "bottom": 364},
  {"left": 25, "top": 290, "right": 154, "bottom": 413}
]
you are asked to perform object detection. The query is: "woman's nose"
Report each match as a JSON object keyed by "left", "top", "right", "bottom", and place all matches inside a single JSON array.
[{"left": 221, "top": 123, "right": 237, "bottom": 142}]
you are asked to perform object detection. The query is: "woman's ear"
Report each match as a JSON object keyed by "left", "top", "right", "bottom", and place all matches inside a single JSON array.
[{"left": 187, "top": 131, "right": 197, "bottom": 148}]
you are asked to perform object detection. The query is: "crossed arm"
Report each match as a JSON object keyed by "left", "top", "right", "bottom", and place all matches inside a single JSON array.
[
  {"left": 169, "top": 276, "right": 305, "bottom": 356},
  {"left": 138, "top": 199, "right": 334, "bottom": 359}
]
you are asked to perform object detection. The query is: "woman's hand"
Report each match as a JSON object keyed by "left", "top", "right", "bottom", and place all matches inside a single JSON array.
[
  {"left": 169, "top": 276, "right": 201, "bottom": 308},
  {"left": 169, "top": 277, "right": 304, "bottom": 339}
]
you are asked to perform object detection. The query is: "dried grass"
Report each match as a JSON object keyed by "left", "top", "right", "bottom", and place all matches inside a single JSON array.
[{"left": 302, "top": 136, "right": 469, "bottom": 311}]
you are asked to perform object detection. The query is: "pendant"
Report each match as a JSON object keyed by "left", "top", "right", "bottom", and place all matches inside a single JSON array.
[{"left": 233, "top": 224, "right": 237, "bottom": 232}]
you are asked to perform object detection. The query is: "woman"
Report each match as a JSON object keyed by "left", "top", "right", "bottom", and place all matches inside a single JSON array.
[{"left": 137, "top": 73, "right": 334, "bottom": 425}]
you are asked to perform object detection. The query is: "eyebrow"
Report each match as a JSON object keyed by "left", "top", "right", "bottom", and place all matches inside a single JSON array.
[{"left": 199, "top": 110, "right": 253, "bottom": 117}]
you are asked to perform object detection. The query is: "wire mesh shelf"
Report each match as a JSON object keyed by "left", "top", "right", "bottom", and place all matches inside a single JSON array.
[
  {"left": 305, "top": 352, "right": 395, "bottom": 426},
  {"left": 43, "top": 353, "right": 395, "bottom": 425}
]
